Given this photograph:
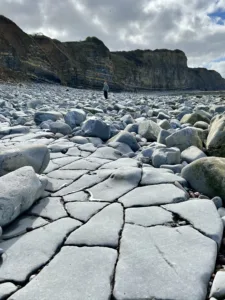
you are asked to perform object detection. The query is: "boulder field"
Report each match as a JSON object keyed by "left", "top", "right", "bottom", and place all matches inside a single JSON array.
[{"left": 0, "top": 82, "right": 224, "bottom": 300}]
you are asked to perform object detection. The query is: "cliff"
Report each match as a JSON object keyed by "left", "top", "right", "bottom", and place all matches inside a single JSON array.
[{"left": 0, "top": 15, "right": 225, "bottom": 91}]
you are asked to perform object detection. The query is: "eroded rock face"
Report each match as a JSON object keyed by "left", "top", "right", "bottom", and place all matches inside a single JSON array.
[
  {"left": 207, "top": 115, "right": 225, "bottom": 157},
  {"left": 182, "top": 157, "right": 225, "bottom": 202},
  {"left": 0, "top": 166, "right": 47, "bottom": 227},
  {"left": 0, "top": 144, "right": 50, "bottom": 175}
]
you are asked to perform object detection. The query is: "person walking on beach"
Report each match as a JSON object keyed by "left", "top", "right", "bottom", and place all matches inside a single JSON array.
[{"left": 103, "top": 80, "right": 109, "bottom": 99}]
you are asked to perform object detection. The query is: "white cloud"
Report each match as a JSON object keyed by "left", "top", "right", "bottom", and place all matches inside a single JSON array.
[{"left": 1, "top": 0, "right": 225, "bottom": 77}]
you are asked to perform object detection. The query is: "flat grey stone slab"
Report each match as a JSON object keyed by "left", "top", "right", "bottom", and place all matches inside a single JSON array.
[
  {"left": 90, "top": 147, "right": 122, "bottom": 160},
  {"left": 61, "top": 157, "right": 110, "bottom": 170},
  {"left": 53, "top": 169, "right": 112, "bottom": 197},
  {"left": 163, "top": 199, "right": 224, "bottom": 246},
  {"left": 52, "top": 156, "right": 80, "bottom": 167},
  {"left": 78, "top": 143, "right": 97, "bottom": 152},
  {"left": 46, "top": 177, "right": 73, "bottom": 192},
  {"left": 65, "top": 202, "right": 108, "bottom": 222},
  {"left": 29, "top": 197, "right": 67, "bottom": 220},
  {"left": 0, "top": 282, "right": 18, "bottom": 299},
  {"left": 66, "top": 203, "right": 123, "bottom": 247},
  {"left": 100, "top": 158, "right": 140, "bottom": 169},
  {"left": 66, "top": 146, "right": 81, "bottom": 156},
  {"left": 50, "top": 152, "right": 66, "bottom": 159},
  {"left": 47, "top": 169, "right": 88, "bottom": 180},
  {"left": 0, "top": 218, "right": 81, "bottom": 283},
  {"left": 119, "top": 184, "right": 188, "bottom": 208},
  {"left": 48, "top": 142, "right": 75, "bottom": 152},
  {"left": 113, "top": 224, "right": 217, "bottom": 300},
  {"left": 209, "top": 270, "right": 225, "bottom": 299},
  {"left": 87, "top": 167, "right": 142, "bottom": 202},
  {"left": 2, "top": 216, "right": 49, "bottom": 240},
  {"left": 125, "top": 206, "right": 173, "bottom": 227},
  {"left": 141, "top": 167, "right": 187, "bottom": 186},
  {"left": 63, "top": 191, "right": 89, "bottom": 202},
  {"left": 9, "top": 247, "right": 117, "bottom": 300},
  {"left": 43, "top": 160, "right": 59, "bottom": 174}
]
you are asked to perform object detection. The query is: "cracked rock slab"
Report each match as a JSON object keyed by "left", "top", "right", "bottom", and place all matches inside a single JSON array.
[
  {"left": 66, "top": 203, "right": 123, "bottom": 248},
  {"left": 119, "top": 183, "right": 188, "bottom": 208},
  {"left": 141, "top": 167, "right": 187, "bottom": 186},
  {"left": 100, "top": 158, "right": 140, "bottom": 169},
  {"left": 0, "top": 218, "right": 81, "bottom": 283},
  {"left": 113, "top": 224, "right": 217, "bottom": 300},
  {"left": 29, "top": 197, "right": 67, "bottom": 220},
  {"left": 9, "top": 247, "right": 117, "bottom": 300},
  {"left": 125, "top": 206, "right": 173, "bottom": 227},
  {"left": 65, "top": 202, "right": 108, "bottom": 222},
  {"left": 61, "top": 157, "right": 110, "bottom": 170},
  {"left": 163, "top": 199, "right": 224, "bottom": 247},
  {"left": 90, "top": 146, "right": 122, "bottom": 160},
  {"left": 46, "top": 177, "right": 73, "bottom": 192},
  {"left": 47, "top": 169, "right": 88, "bottom": 180},
  {"left": 51, "top": 156, "right": 80, "bottom": 167},
  {"left": 0, "top": 282, "right": 18, "bottom": 299},
  {"left": 2, "top": 215, "right": 49, "bottom": 240},
  {"left": 63, "top": 191, "right": 89, "bottom": 202},
  {"left": 87, "top": 167, "right": 142, "bottom": 202},
  {"left": 53, "top": 169, "right": 112, "bottom": 197}
]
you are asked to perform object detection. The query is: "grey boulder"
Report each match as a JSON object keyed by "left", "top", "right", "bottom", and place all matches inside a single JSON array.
[
  {"left": 81, "top": 118, "right": 110, "bottom": 140},
  {"left": 0, "top": 166, "right": 47, "bottom": 227},
  {"left": 108, "top": 131, "right": 140, "bottom": 152},
  {"left": 49, "top": 121, "right": 72, "bottom": 135},
  {"left": 34, "top": 111, "right": 63, "bottom": 125},
  {"left": 138, "top": 120, "right": 161, "bottom": 141},
  {"left": 0, "top": 144, "right": 50, "bottom": 176}
]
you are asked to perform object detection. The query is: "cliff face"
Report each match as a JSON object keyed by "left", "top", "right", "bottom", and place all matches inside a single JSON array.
[{"left": 0, "top": 15, "right": 225, "bottom": 91}]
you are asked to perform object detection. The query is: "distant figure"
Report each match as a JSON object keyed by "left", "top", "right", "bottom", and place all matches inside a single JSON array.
[{"left": 103, "top": 81, "right": 109, "bottom": 99}]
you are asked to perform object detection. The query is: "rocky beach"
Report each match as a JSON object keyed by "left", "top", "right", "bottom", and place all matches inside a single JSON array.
[{"left": 0, "top": 82, "right": 224, "bottom": 299}]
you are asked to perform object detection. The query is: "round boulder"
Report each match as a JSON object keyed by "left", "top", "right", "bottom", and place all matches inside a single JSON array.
[{"left": 182, "top": 157, "right": 225, "bottom": 202}]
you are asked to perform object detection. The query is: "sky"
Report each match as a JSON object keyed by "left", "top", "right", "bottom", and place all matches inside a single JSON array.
[{"left": 1, "top": 0, "right": 225, "bottom": 77}]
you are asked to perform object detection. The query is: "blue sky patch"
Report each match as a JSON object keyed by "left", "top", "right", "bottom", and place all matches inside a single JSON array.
[{"left": 208, "top": 9, "right": 225, "bottom": 25}]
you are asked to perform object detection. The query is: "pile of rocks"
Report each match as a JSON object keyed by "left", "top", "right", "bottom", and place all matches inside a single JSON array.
[{"left": 0, "top": 83, "right": 225, "bottom": 300}]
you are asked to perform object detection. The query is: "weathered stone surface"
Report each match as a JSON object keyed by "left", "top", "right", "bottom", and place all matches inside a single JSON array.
[
  {"left": 0, "top": 282, "right": 18, "bottom": 299},
  {"left": 0, "top": 218, "right": 81, "bottom": 283},
  {"left": 113, "top": 224, "right": 217, "bottom": 300},
  {"left": 87, "top": 167, "right": 142, "bottom": 202},
  {"left": 34, "top": 111, "right": 63, "bottom": 125},
  {"left": 108, "top": 131, "right": 140, "bottom": 152},
  {"left": 52, "top": 156, "right": 79, "bottom": 167},
  {"left": 0, "top": 166, "right": 46, "bottom": 227},
  {"left": 81, "top": 118, "right": 110, "bottom": 140},
  {"left": 152, "top": 147, "right": 181, "bottom": 167},
  {"left": 47, "top": 169, "right": 87, "bottom": 180},
  {"left": 90, "top": 146, "right": 122, "bottom": 160},
  {"left": 66, "top": 203, "right": 123, "bottom": 247},
  {"left": 53, "top": 169, "right": 112, "bottom": 197},
  {"left": 125, "top": 206, "right": 173, "bottom": 226},
  {"left": 63, "top": 191, "right": 89, "bottom": 202},
  {"left": 141, "top": 167, "right": 187, "bottom": 186},
  {"left": 0, "top": 144, "right": 50, "bottom": 175},
  {"left": 138, "top": 120, "right": 161, "bottom": 141},
  {"left": 163, "top": 199, "right": 223, "bottom": 246},
  {"left": 181, "top": 146, "right": 206, "bottom": 163},
  {"left": 182, "top": 157, "right": 225, "bottom": 201},
  {"left": 166, "top": 127, "right": 203, "bottom": 151},
  {"left": 2, "top": 216, "right": 49, "bottom": 240},
  {"left": 180, "top": 112, "right": 210, "bottom": 125},
  {"left": 49, "top": 121, "right": 72, "bottom": 135},
  {"left": 65, "top": 202, "right": 108, "bottom": 222},
  {"left": 46, "top": 177, "right": 73, "bottom": 192},
  {"left": 206, "top": 114, "right": 225, "bottom": 157},
  {"left": 61, "top": 157, "right": 110, "bottom": 170},
  {"left": 29, "top": 197, "right": 67, "bottom": 221},
  {"left": 100, "top": 157, "right": 140, "bottom": 169},
  {"left": 209, "top": 271, "right": 225, "bottom": 299},
  {"left": 9, "top": 247, "right": 117, "bottom": 300},
  {"left": 119, "top": 184, "right": 188, "bottom": 208}
]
